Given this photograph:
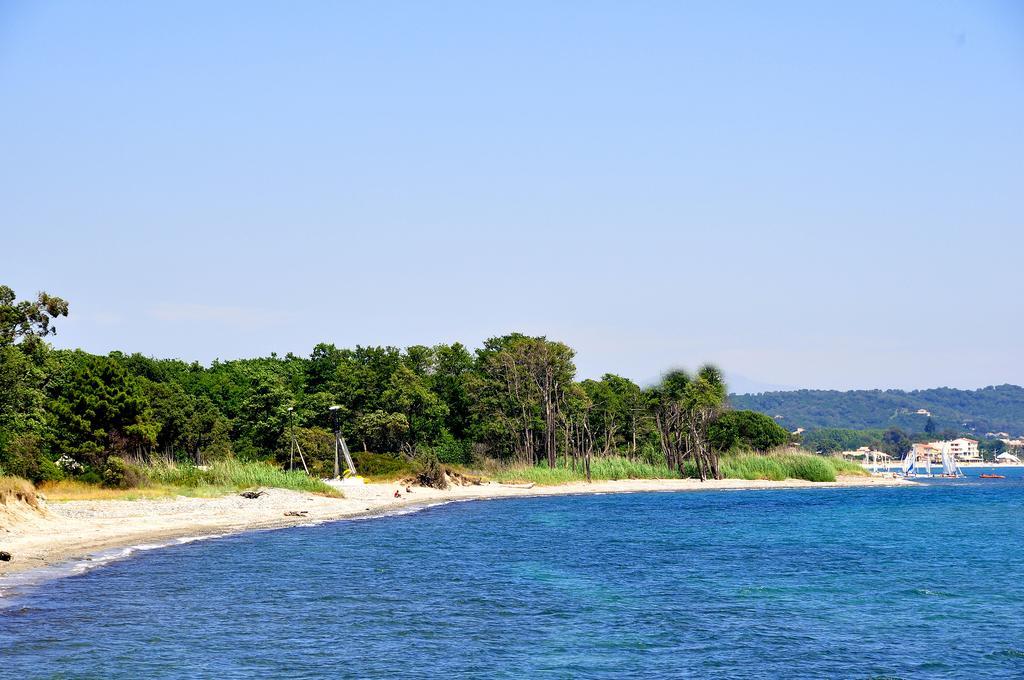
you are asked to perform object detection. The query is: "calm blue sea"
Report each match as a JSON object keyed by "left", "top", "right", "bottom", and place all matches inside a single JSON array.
[{"left": 2, "top": 472, "right": 1023, "bottom": 679}]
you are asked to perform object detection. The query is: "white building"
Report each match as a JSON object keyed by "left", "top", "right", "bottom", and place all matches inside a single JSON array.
[
  {"left": 947, "top": 438, "right": 980, "bottom": 462},
  {"left": 911, "top": 439, "right": 981, "bottom": 464}
]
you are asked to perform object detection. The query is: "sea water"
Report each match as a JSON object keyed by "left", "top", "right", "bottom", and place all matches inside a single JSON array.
[{"left": 1, "top": 476, "right": 1022, "bottom": 679}]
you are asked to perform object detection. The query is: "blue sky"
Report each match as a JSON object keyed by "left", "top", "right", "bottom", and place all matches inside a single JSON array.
[{"left": 2, "top": 1, "right": 1022, "bottom": 391}]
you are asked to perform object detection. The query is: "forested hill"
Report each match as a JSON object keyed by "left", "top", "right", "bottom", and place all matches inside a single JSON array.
[{"left": 730, "top": 385, "right": 1024, "bottom": 435}]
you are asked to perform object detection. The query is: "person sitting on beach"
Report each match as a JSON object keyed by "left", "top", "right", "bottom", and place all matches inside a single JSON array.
[
  {"left": 394, "top": 489, "right": 402, "bottom": 498},
  {"left": 406, "top": 486, "right": 413, "bottom": 493}
]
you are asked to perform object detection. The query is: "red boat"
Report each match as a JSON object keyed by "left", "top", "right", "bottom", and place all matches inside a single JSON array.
[{"left": 979, "top": 473, "right": 1005, "bottom": 479}]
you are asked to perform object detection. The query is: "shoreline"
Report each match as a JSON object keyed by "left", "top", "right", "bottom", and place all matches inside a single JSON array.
[{"left": 1, "top": 475, "right": 913, "bottom": 582}]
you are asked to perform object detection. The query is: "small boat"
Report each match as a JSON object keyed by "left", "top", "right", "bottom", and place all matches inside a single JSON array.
[{"left": 979, "top": 474, "right": 1005, "bottom": 479}]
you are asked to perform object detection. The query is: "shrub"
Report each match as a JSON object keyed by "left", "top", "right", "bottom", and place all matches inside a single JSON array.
[
  {"left": 431, "top": 430, "right": 471, "bottom": 465},
  {"left": 638, "top": 442, "right": 663, "bottom": 466},
  {"left": 101, "top": 456, "right": 149, "bottom": 489},
  {"left": 0, "top": 433, "right": 46, "bottom": 482},
  {"left": 37, "top": 457, "right": 65, "bottom": 483},
  {"left": 77, "top": 470, "right": 102, "bottom": 485},
  {"left": 351, "top": 452, "right": 418, "bottom": 479}
]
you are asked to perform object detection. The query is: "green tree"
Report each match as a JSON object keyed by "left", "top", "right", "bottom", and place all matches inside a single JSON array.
[
  {"left": 48, "top": 352, "right": 158, "bottom": 468},
  {"left": 650, "top": 365, "right": 728, "bottom": 480},
  {"left": 233, "top": 371, "right": 291, "bottom": 459},
  {"left": 382, "top": 364, "right": 448, "bottom": 449},
  {"left": 0, "top": 285, "right": 69, "bottom": 350},
  {"left": 354, "top": 410, "right": 410, "bottom": 452},
  {"left": 468, "top": 334, "right": 576, "bottom": 465},
  {"left": 430, "top": 342, "right": 474, "bottom": 440},
  {"left": 709, "top": 410, "right": 789, "bottom": 452},
  {"left": 881, "top": 427, "right": 912, "bottom": 457}
]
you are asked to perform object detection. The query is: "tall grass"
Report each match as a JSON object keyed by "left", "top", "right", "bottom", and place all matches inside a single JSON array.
[
  {"left": 491, "top": 449, "right": 870, "bottom": 485},
  {"left": 40, "top": 461, "right": 342, "bottom": 501},
  {"left": 144, "top": 460, "right": 341, "bottom": 496},
  {"left": 716, "top": 449, "right": 870, "bottom": 483},
  {"left": 826, "top": 455, "right": 871, "bottom": 477},
  {"left": 491, "top": 456, "right": 679, "bottom": 485},
  {"left": 38, "top": 480, "right": 183, "bottom": 502}
]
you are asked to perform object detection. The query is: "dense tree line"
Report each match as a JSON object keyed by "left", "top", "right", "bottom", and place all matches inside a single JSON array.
[
  {"left": 731, "top": 385, "right": 1024, "bottom": 435},
  {"left": 1, "top": 287, "right": 790, "bottom": 483}
]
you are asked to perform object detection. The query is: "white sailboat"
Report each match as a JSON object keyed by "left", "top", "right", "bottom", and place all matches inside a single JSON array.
[
  {"left": 940, "top": 442, "right": 965, "bottom": 478},
  {"left": 901, "top": 446, "right": 933, "bottom": 478},
  {"left": 900, "top": 447, "right": 918, "bottom": 476}
]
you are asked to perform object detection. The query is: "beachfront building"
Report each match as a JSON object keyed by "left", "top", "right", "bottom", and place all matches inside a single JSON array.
[
  {"left": 912, "top": 439, "right": 981, "bottom": 464},
  {"left": 996, "top": 452, "right": 1022, "bottom": 464},
  {"left": 947, "top": 438, "right": 980, "bottom": 462},
  {"left": 912, "top": 442, "right": 944, "bottom": 464}
]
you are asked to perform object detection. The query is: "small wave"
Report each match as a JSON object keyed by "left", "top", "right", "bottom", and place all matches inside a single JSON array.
[
  {"left": 987, "top": 649, "right": 1024, "bottom": 660},
  {"left": 912, "top": 588, "right": 955, "bottom": 598}
]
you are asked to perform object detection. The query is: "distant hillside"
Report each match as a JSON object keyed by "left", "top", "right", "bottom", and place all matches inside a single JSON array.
[{"left": 730, "top": 384, "right": 1024, "bottom": 435}]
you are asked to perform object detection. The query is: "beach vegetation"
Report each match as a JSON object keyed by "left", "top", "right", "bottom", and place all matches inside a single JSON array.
[
  {"left": 708, "top": 410, "right": 790, "bottom": 453},
  {"left": 0, "top": 475, "right": 39, "bottom": 508},
  {"left": 495, "top": 450, "right": 868, "bottom": 485},
  {"left": 37, "top": 460, "right": 341, "bottom": 500},
  {"left": 0, "top": 284, "right": 895, "bottom": 497},
  {"left": 350, "top": 452, "right": 419, "bottom": 480},
  {"left": 101, "top": 455, "right": 148, "bottom": 489},
  {"left": 143, "top": 460, "right": 341, "bottom": 496},
  {"left": 712, "top": 450, "right": 869, "bottom": 482},
  {"left": 650, "top": 366, "right": 728, "bottom": 481},
  {"left": 415, "top": 452, "right": 448, "bottom": 489},
  {"left": 492, "top": 456, "right": 680, "bottom": 485}
]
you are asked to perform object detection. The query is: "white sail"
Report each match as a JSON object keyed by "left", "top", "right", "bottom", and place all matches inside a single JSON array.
[
  {"left": 941, "top": 442, "right": 963, "bottom": 477},
  {"left": 901, "top": 447, "right": 916, "bottom": 475}
]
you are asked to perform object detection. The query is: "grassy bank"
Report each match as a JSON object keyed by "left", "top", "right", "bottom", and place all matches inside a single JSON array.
[
  {"left": 40, "top": 460, "right": 341, "bottom": 501},
  {"left": 490, "top": 451, "right": 868, "bottom": 486},
  {"left": 714, "top": 451, "right": 868, "bottom": 482},
  {"left": 0, "top": 475, "right": 39, "bottom": 507}
]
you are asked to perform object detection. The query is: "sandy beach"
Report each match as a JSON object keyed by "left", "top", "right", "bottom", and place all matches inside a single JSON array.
[{"left": 0, "top": 475, "right": 913, "bottom": 579}]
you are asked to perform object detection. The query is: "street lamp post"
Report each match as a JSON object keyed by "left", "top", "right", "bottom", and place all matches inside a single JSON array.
[
  {"left": 287, "top": 407, "right": 296, "bottom": 472},
  {"left": 329, "top": 405, "right": 341, "bottom": 479}
]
